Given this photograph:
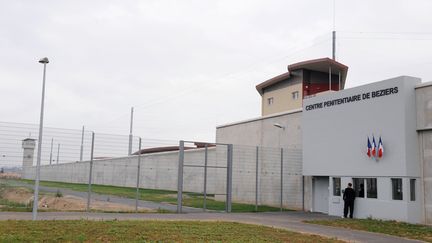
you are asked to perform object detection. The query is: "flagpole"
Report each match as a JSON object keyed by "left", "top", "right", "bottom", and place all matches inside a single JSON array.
[
  {"left": 377, "top": 135, "right": 379, "bottom": 162},
  {"left": 378, "top": 136, "right": 383, "bottom": 160},
  {"left": 367, "top": 136, "right": 371, "bottom": 159},
  {"left": 372, "top": 135, "right": 378, "bottom": 162}
]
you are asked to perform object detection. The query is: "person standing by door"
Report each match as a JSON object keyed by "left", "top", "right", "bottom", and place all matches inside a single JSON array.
[{"left": 343, "top": 182, "right": 356, "bottom": 218}]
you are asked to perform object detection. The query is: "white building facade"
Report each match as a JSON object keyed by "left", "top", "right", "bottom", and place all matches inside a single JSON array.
[
  {"left": 217, "top": 75, "right": 432, "bottom": 224},
  {"left": 303, "top": 76, "right": 423, "bottom": 223}
]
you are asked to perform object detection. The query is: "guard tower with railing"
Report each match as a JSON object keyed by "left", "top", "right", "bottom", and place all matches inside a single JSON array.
[{"left": 256, "top": 57, "right": 348, "bottom": 116}]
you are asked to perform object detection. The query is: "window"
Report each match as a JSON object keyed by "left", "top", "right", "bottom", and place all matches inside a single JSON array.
[
  {"left": 410, "top": 179, "right": 416, "bottom": 201},
  {"left": 392, "top": 178, "right": 403, "bottom": 200},
  {"left": 267, "top": 97, "right": 274, "bottom": 105},
  {"left": 333, "top": 177, "right": 341, "bottom": 196},
  {"left": 292, "top": 91, "right": 299, "bottom": 100},
  {"left": 366, "top": 178, "right": 377, "bottom": 199},
  {"left": 353, "top": 178, "right": 378, "bottom": 199},
  {"left": 353, "top": 178, "right": 366, "bottom": 198}
]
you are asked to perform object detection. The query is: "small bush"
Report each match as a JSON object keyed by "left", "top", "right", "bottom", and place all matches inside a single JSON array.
[
  {"left": 55, "top": 190, "right": 63, "bottom": 198},
  {"left": 27, "top": 199, "right": 34, "bottom": 208}
]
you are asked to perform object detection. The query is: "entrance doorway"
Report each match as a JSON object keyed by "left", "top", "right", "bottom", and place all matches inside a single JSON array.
[{"left": 313, "top": 176, "right": 329, "bottom": 214}]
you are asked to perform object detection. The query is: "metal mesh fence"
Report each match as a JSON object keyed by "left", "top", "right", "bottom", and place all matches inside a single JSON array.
[
  {"left": 0, "top": 121, "right": 303, "bottom": 215},
  {"left": 230, "top": 145, "right": 303, "bottom": 210},
  {"left": 0, "top": 121, "right": 91, "bottom": 168}
]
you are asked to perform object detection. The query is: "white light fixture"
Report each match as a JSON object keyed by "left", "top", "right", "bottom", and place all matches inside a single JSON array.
[
  {"left": 38, "top": 57, "right": 49, "bottom": 64},
  {"left": 273, "top": 123, "right": 285, "bottom": 130}
]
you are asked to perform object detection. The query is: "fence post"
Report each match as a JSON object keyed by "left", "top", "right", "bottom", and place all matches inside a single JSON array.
[
  {"left": 56, "top": 143, "right": 60, "bottom": 164},
  {"left": 135, "top": 137, "right": 142, "bottom": 212},
  {"left": 280, "top": 147, "right": 283, "bottom": 212},
  {"left": 49, "top": 138, "right": 53, "bottom": 165},
  {"left": 177, "top": 140, "right": 184, "bottom": 213},
  {"left": 255, "top": 146, "right": 259, "bottom": 212},
  {"left": 203, "top": 144, "right": 208, "bottom": 211},
  {"left": 226, "top": 144, "right": 233, "bottom": 213},
  {"left": 86, "top": 132, "right": 95, "bottom": 212},
  {"left": 302, "top": 175, "right": 305, "bottom": 211},
  {"left": 128, "top": 107, "right": 134, "bottom": 155},
  {"left": 80, "top": 126, "right": 84, "bottom": 161}
]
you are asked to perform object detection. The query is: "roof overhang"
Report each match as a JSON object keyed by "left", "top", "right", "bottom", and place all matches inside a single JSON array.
[
  {"left": 256, "top": 57, "right": 348, "bottom": 95},
  {"left": 255, "top": 72, "right": 291, "bottom": 95},
  {"left": 288, "top": 57, "right": 348, "bottom": 88}
]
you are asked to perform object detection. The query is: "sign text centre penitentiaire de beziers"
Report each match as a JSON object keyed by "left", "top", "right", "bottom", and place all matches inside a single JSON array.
[{"left": 305, "top": 86, "right": 399, "bottom": 111}]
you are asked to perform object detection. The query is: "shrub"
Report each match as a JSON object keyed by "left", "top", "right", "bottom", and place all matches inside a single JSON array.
[{"left": 55, "top": 190, "right": 63, "bottom": 198}]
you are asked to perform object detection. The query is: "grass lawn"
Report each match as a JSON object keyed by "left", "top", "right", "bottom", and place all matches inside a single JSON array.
[
  {"left": 18, "top": 179, "right": 288, "bottom": 212},
  {"left": 0, "top": 198, "right": 32, "bottom": 212},
  {"left": 0, "top": 220, "right": 342, "bottom": 242},
  {"left": 306, "top": 218, "right": 432, "bottom": 242}
]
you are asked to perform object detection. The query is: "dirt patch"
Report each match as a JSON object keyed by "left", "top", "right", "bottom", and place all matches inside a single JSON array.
[
  {"left": 39, "top": 195, "right": 151, "bottom": 212},
  {"left": 0, "top": 173, "right": 21, "bottom": 179},
  {"left": 1, "top": 187, "right": 152, "bottom": 212},
  {"left": 0, "top": 187, "right": 33, "bottom": 205}
]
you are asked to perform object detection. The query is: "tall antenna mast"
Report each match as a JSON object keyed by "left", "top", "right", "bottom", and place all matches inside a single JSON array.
[
  {"left": 332, "top": 32, "right": 336, "bottom": 60},
  {"left": 332, "top": 0, "right": 336, "bottom": 60}
]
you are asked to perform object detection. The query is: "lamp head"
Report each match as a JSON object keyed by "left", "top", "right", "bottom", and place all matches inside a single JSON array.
[
  {"left": 38, "top": 57, "right": 49, "bottom": 64},
  {"left": 273, "top": 123, "right": 285, "bottom": 130}
]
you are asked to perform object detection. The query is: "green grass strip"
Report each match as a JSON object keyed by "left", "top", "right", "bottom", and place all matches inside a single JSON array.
[
  {"left": 0, "top": 220, "right": 342, "bottom": 242},
  {"left": 306, "top": 218, "right": 432, "bottom": 242},
  {"left": 18, "top": 179, "right": 289, "bottom": 212}
]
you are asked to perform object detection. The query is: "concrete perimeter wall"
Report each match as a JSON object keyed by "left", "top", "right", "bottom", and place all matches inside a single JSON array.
[
  {"left": 216, "top": 110, "right": 305, "bottom": 210},
  {"left": 22, "top": 142, "right": 304, "bottom": 209},
  {"left": 22, "top": 148, "right": 219, "bottom": 193},
  {"left": 229, "top": 145, "right": 303, "bottom": 209}
]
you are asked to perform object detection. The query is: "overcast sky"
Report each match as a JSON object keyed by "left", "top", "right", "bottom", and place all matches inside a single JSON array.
[{"left": 1, "top": 0, "right": 432, "bottom": 143}]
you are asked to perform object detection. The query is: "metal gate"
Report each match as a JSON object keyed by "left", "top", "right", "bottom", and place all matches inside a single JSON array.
[{"left": 177, "top": 140, "right": 232, "bottom": 213}]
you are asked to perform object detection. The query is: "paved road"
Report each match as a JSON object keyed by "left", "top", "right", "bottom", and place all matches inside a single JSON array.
[
  {"left": 2, "top": 179, "right": 206, "bottom": 213},
  {"left": 0, "top": 211, "right": 423, "bottom": 243}
]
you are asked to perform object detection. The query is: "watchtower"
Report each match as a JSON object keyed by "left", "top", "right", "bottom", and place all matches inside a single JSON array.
[{"left": 22, "top": 138, "right": 36, "bottom": 167}]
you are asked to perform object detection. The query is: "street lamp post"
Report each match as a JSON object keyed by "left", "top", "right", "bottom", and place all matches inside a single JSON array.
[
  {"left": 32, "top": 57, "right": 49, "bottom": 221},
  {"left": 273, "top": 123, "right": 285, "bottom": 212}
]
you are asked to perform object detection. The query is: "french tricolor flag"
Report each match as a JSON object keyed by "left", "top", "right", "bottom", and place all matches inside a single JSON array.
[
  {"left": 367, "top": 137, "right": 372, "bottom": 158},
  {"left": 378, "top": 137, "right": 384, "bottom": 158},
  {"left": 371, "top": 137, "right": 377, "bottom": 158}
]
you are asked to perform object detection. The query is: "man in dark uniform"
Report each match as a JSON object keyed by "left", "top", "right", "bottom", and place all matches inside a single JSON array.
[{"left": 343, "top": 182, "right": 356, "bottom": 218}]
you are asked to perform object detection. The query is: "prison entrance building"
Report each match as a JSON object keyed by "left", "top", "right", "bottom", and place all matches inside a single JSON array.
[{"left": 216, "top": 58, "right": 432, "bottom": 224}]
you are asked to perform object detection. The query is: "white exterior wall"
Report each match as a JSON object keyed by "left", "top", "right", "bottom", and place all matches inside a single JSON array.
[
  {"left": 303, "top": 76, "right": 423, "bottom": 223},
  {"left": 21, "top": 144, "right": 298, "bottom": 208},
  {"left": 327, "top": 177, "right": 421, "bottom": 223},
  {"left": 216, "top": 111, "right": 305, "bottom": 210},
  {"left": 415, "top": 82, "right": 432, "bottom": 224},
  {"left": 216, "top": 109, "right": 302, "bottom": 149},
  {"left": 23, "top": 148, "right": 218, "bottom": 193}
]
